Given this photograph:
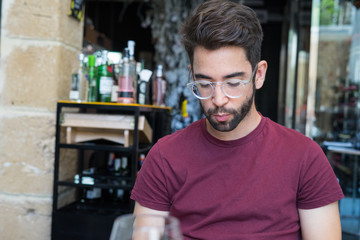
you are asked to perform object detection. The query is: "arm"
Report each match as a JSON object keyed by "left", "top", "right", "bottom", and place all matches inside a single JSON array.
[
  {"left": 133, "top": 201, "right": 169, "bottom": 216},
  {"left": 298, "top": 201, "right": 341, "bottom": 240},
  {"left": 130, "top": 202, "right": 170, "bottom": 240}
]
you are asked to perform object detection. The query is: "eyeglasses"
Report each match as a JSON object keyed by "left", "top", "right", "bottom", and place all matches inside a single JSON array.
[{"left": 187, "top": 65, "right": 258, "bottom": 99}]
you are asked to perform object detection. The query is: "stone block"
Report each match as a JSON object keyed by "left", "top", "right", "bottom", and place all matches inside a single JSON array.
[
  {"left": 0, "top": 196, "right": 52, "bottom": 240},
  {"left": 0, "top": 113, "right": 55, "bottom": 195},
  {"left": 5, "top": 0, "right": 83, "bottom": 48},
  {"left": 59, "top": 1, "right": 85, "bottom": 48},
  {"left": 2, "top": 45, "right": 79, "bottom": 110}
]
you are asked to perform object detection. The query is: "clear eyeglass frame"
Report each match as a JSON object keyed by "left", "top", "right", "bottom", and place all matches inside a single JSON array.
[{"left": 187, "top": 65, "right": 258, "bottom": 100}]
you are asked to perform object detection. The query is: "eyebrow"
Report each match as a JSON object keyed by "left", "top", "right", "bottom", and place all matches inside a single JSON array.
[
  {"left": 224, "top": 72, "right": 246, "bottom": 78},
  {"left": 194, "top": 71, "right": 246, "bottom": 80}
]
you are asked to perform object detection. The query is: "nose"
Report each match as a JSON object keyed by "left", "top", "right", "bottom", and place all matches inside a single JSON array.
[{"left": 211, "top": 84, "right": 228, "bottom": 106}]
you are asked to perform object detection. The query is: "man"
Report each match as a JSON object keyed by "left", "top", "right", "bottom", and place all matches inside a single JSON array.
[{"left": 131, "top": 0, "right": 344, "bottom": 239}]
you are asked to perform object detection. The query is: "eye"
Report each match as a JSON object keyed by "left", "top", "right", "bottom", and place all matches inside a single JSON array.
[
  {"left": 197, "top": 81, "right": 212, "bottom": 89},
  {"left": 225, "top": 79, "right": 242, "bottom": 87}
]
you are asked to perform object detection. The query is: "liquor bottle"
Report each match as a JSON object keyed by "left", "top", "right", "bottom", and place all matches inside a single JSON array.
[
  {"left": 120, "top": 156, "right": 129, "bottom": 177},
  {"left": 97, "top": 50, "right": 113, "bottom": 102},
  {"left": 118, "top": 48, "right": 136, "bottom": 103},
  {"left": 138, "top": 69, "right": 152, "bottom": 105},
  {"left": 127, "top": 40, "right": 138, "bottom": 103},
  {"left": 70, "top": 54, "right": 87, "bottom": 101},
  {"left": 77, "top": 53, "right": 88, "bottom": 101},
  {"left": 69, "top": 73, "right": 80, "bottom": 101},
  {"left": 112, "top": 156, "right": 127, "bottom": 203},
  {"left": 87, "top": 55, "right": 97, "bottom": 102},
  {"left": 120, "top": 156, "right": 130, "bottom": 203},
  {"left": 136, "top": 61, "right": 142, "bottom": 103},
  {"left": 107, "top": 152, "right": 115, "bottom": 174},
  {"left": 83, "top": 167, "right": 102, "bottom": 203},
  {"left": 107, "top": 52, "right": 122, "bottom": 102},
  {"left": 152, "top": 64, "right": 166, "bottom": 106}
]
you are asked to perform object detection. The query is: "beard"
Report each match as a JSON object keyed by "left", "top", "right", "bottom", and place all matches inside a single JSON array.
[{"left": 201, "top": 88, "right": 255, "bottom": 132}]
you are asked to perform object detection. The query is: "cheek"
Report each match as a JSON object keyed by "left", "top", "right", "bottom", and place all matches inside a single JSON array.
[
  {"left": 200, "top": 99, "right": 211, "bottom": 110},
  {"left": 231, "top": 98, "right": 245, "bottom": 108}
]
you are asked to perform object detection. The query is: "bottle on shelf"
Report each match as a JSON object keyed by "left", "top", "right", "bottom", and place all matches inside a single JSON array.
[
  {"left": 120, "top": 156, "right": 130, "bottom": 203},
  {"left": 69, "top": 53, "right": 88, "bottom": 102},
  {"left": 97, "top": 50, "right": 113, "bottom": 102},
  {"left": 152, "top": 64, "right": 167, "bottom": 106},
  {"left": 114, "top": 157, "right": 122, "bottom": 176},
  {"left": 82, "top": 167, "right": 102, "bottom": 203},
  {"left": 107, "top": 52, "right": 122, "bottom": 102},
  {"left": 69, "top": 73, "right": 80, "bottom": 101},
  {"left": 110, "top": 156, "right": 124, "bottom": 203},
  {"left": 138, "top": 69, "right": 153, "bottom": 105},
  {"left": 117, "top": 48, "right": 136, "bottom": 104},
  {"left": 136, "top": 61, "right": 143, "bottom": 103},
  {"left": 78, "top": 53, "right": 88, "bottom": 101},
  {"left": 111, "top": 156, "right": 130, "bottom": 204},
  {"left": 107, "top": 152, "right": 115, "bottom": 174},
  {"left": 128, "top": 40, "right": 138, "bottom": 103},
  {"left": 87, "top": 55, "right": 97, "bottom": 102},
  {"left": 120, "top": 156, "right": 129, "bottom": 177}
]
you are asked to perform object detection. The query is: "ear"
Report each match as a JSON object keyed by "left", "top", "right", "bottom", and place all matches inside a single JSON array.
[{"left": 255, "top": 60, "right": 267, "bottom": 90}]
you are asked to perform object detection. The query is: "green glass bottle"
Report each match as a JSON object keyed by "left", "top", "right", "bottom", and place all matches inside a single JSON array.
[
  {"left": 97, "top": 51, "right": 113, "bottom": 102},
  {"left": 87, "top": 55, "right": 97, "bottom": 102}
]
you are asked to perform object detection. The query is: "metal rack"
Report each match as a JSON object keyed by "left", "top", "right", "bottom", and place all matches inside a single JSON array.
[{"left": 51, "top": 100, "right": 171, "bottom": 240}]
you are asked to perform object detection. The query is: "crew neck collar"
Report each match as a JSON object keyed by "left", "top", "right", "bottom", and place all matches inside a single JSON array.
[{"left": 200, "top": 115, "right": 267, "bottom": 147}]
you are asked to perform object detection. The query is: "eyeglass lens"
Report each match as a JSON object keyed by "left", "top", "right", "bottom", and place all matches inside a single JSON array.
[{"left": 192, "top": 80, "right": 248, "bottom": 99}]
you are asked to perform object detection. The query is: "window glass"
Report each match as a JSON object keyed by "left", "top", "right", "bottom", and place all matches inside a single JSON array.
[
  {"left": 308, "top": 0, "right": 360, "bottom": 143},
  {"left": 0, "top": 0, "right": 2, "bottom": 57}
]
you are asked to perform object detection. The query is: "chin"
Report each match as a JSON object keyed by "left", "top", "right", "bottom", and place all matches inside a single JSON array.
[{"left": 208, "top": 118, "right": 236, "bottom": 132}]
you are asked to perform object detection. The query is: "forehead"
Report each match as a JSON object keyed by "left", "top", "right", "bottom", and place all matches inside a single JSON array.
[{"left": 193, "top": 46, "right": 250, "bottom": 72}]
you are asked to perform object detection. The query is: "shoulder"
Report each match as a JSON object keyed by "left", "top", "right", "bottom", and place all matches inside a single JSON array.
[
  {"left": 264, "top": 118, "right": 314, "bottom": 142},
  {"left": 262, "top": 117, "right": 322, "bottom": 153},
  {"left": 157, "top": 118, "right": 204, "bottom": 146},
  {"left": 146, "top": 119, "right": 205, "bottom": 166}
]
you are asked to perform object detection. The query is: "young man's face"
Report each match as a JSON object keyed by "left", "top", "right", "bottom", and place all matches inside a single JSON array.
[{"left": 192, "top": 46, "right": 262, "bottom": 133}]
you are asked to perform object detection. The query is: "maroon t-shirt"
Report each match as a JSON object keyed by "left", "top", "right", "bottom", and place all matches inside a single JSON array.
[{"left": 131, "top": 116, "right": 344, "bottom": 239}]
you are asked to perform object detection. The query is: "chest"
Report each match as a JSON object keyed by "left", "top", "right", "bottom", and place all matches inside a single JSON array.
[{"left": 167, "top": 144, "right": 302, "bottom": 228}]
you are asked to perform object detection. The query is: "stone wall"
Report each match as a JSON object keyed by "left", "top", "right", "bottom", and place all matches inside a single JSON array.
[
  {"left": 149, "top": 0, "right": 205, "bottom": 132},
  {"left": 0, "top": 0, "right": 83, "bottom": 239}
]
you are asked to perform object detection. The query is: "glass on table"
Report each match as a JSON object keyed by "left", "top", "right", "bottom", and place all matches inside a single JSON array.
[{"left": 109, "top": 214, "right": 183, "bottom": 240}]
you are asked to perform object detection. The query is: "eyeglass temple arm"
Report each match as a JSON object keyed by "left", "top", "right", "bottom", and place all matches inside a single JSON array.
[{"left": 187, "top": 69, "right": 193, "bottom": 84}]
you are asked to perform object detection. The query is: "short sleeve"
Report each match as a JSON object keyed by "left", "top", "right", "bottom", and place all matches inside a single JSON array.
[
  {"left": 297, "top": 142, "right": 344, "bottom": 209},
  {"left": 130, "top": 143, "right": 171, "bottom": 211}
]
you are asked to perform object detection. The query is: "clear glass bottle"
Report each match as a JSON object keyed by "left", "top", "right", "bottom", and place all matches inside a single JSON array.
[
  {"left": 127, "top": 40, "right": 138, "bottom": 103},
  {"left": 152, "top": 64, "right": 166, "bottom": 106},
  {"left": 117, "top": 48, "right": 136, "bottom": 103},
  {"left": 70, "top": 53, "right": 87, "bottom": 102},
  {"left": 138, "top": 69, "right": 152, "bottom": 105},
  {"left": 69, "top": 73, "right": 80, "bottom": 101},
  {"left": 79, "top": 54, "right": 89, "bottom": 101}
]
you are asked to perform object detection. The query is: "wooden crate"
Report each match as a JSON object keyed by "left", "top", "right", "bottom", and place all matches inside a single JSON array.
[{"left": 61, "top": 113, "right": 152, "bottom": 147}]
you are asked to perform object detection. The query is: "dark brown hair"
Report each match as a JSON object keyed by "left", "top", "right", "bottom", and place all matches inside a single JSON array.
[{"left": 180, "top": 0, "right": 263, "bottom": 69}]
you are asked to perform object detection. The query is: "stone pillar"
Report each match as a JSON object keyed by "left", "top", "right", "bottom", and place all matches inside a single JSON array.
[{"left": 0, "top": 0, "right": 83, "bottom": 239}]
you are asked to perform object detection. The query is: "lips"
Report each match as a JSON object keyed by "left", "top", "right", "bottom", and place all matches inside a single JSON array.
[{"left": 214, "top": 114, "right": 230, "bottom": 122}]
